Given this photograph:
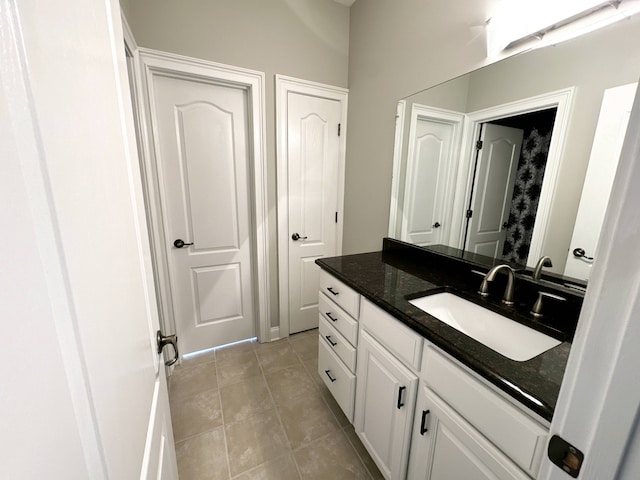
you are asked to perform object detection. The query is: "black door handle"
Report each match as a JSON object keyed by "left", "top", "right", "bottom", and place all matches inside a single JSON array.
[
  {"left": 291, "top": 233, "right": 308, "bottom": 241},
  {"left": 173, "top": 239, "right": 194, "bottom": 248},
  {"left": 156, "top": 330, "right": 179, "bottom": 366},
  {"left": 420, "top": 409, "right": 430, "bottom": 435},
  {"left": 572, "top": 248, "right": 594, "bottom": 260}
]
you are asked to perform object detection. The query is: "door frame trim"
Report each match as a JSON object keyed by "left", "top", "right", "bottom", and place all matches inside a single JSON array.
[
  {"left": 275, "top": 75, "right": 348, "bottom": 339},
  {"left": 450, "top": 87, "right": 575, "bottom": 266},
  {"left": 135, "top": 48, "right": 271, "bottom": 346}
]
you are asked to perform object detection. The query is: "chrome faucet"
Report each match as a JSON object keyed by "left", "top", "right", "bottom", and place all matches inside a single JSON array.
[
  {"left": 533, "top": 256, "right": 553, "bottom": 281},
  {"left": 478, "top": 264, "right": 516, "bottom": 305}
]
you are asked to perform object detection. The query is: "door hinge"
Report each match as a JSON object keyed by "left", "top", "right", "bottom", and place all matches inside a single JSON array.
[
  {"left": 338, "top": 123, "right": 341, "bottom": 137},
  {"left": 476, "top": 140, "right": 483, "bottom": 150},
  {"left": 335, "top": 211, "right": 338, "bottom": 223},
  {"left": 466, "top": 209, "right": 473, "bottom": 219}
]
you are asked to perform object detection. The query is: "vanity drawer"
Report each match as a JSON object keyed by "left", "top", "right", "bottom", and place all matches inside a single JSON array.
[
  {"left": 319, "top": 292, "right": 358, "bottom": 345},
  {"left": 318, "top": 338, "right": 356, "bottom": 422},
  {"left": 319, "top": 270, "right": 360, "bottom": 319},
  {"left": 360, "top": 297, "right": 423, "bottom": 371},
  {"left": 423, "top": 346, "right": 548, "bottom": 476},
  {"left": 319, "top": 317, "right": 357, "bottom": 372}
]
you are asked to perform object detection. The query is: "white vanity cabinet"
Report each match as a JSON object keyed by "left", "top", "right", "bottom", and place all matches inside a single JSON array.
[
  {"left": 317, "top": 270, "right": 360, "bottom": 422},
  {"left": 407, "top": 345, "right": 549, "bottom": 480},
  {"left": 354, "top": 298, "right": 423, "bottom": 480}
]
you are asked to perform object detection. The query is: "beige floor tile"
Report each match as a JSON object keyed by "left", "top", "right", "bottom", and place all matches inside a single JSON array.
[
  {"left": 215, "top": 339, "right": 257, "bottom": 364},
  {"left": 277, "top": 389, "right": 340, "bottom": 449},
  {"left": 264, "top": 364, "right": 318, "bottom": 405},
  {"left": 289, "top": 333, "right": 318, "bottom": 361},
  {"left": 225, "top": 408, "right": 290, "bottom": 477},
  {"left": 219, "top": 375, "right": 274, "bottom": 424},
  {"left": 181, "top": 349, "right": 216, "bottom": 368},
  {"left": 288, "top": 329, "right": 317, "bottom": 341},
  {"left": 301, "top": 357, "right": 324, "bottom": 389},
  {"left": 343, "top": 425, "right": 384, "bottom": 480},
  {"left": 256, "top": 341, "right": 301, "bottom": 374},
  {"left": 175, "top": 428, "right": 229, "bottom": 480},
  {"left": 170, "top": 361, "right": 218, "bottom": 399},
  {"left": 216, "top": 351, "right": 262, "bottom": 387},
  {"left": 234, "top": 454, "right": 300, "bottom": 480},
  {"left": 318, "top": 384, "right": 351, "bottom": 427},
  {"left": 294, "top": 429, "right": 369, "bottom": 480},
  {"left": 171, "top": 387, "right": 223, "bottom": 442}
]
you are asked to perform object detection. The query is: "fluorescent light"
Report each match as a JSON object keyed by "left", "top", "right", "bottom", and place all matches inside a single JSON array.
[{"left": 487, "top": 0, "right": 640, "bottom": 57}]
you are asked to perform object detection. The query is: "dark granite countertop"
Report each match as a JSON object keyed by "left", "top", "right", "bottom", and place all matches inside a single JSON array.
[{"left": 316, "top": 241, "right": 578, "bottom": 422}]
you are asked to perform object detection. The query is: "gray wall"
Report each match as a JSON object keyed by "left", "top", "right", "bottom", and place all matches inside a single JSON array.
[
  {"left": 121, "top": 0, "right": 350, "bottom": 329},
  {"left": 343, "top": 0, "right": 499, "bottom": 254}
]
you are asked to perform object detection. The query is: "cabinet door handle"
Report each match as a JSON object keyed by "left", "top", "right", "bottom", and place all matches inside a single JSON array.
[
  {"left": 325, "top": 335, "right": 337, "bottom": 347},
  {"left": 420, "top": 410, "right": 430, "bottom": 435},
  {"left": 397, "top": 386, "right": 406, "bottom": 409},
  {"left": 325, "top": 370, "right": 337, "bottom": 383},
  {"left": 326, "top": 312, "right": 338, "bottom": 322},
  {"left": 327, "top": 287, "right": 339, "bottom": 296}
]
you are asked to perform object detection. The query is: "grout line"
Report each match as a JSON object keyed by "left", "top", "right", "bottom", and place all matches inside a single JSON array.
[{"left": 211, "top": 348, "right": 232, "bottom": 480}]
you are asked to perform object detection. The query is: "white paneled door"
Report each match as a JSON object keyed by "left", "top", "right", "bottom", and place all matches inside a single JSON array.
[
  {"left": 402, "top": 107, "right": 464, "bottom": 246},
  {"left": 278, "top": 78, "right": 347, "bottom": 335},
  {"left": 150, "top": 74, "right": 256, "bottom": 354},
  {"left": 465, "top": 124, "right": 524, "bottom": 258}
]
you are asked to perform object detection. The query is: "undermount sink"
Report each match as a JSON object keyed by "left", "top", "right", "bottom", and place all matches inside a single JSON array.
[{"left": 409, "top": 293, "right": 561, "bottom": 361}]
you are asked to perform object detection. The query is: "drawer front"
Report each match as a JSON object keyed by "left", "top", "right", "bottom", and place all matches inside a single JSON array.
[
  {"left": 423, "top": 346, "right": 548, "bottom": 476},
  {"left": 360, "top": 297, "right": 423, "bottom": 371},
  {"left": 318, "top": 339, "right": 356, "bottom": 422},
  {"left": 319, "top": 317, "right": 357, "bottom": 372},
  {"left": 319, "top": 270, "right": 360, "bottom": 319},
  {"left": 319, "top": 292, "right": 358, "bottom": 345}
]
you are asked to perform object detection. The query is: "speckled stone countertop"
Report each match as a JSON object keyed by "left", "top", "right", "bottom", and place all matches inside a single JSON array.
[{"left": 316, "top": 240, "right": 581, "bottom": 422}]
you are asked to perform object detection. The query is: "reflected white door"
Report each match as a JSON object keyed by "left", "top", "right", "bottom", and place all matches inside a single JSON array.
[
  {"left": 465, "top": 124, "right": 523, "bottom": 258},
  {"left": 287, "top": 92, "right": 342, "bottom": 334},
  {"left": 402, "top": 109, "right": 462, "bottom": 246},
  {"left": 564, "top": 83, "right": 637, "bottom": 280},
  {"left": 150, "top": 75, "right": 255, "bottom": 354}
]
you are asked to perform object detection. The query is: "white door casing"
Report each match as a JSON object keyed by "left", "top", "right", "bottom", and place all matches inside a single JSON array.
[
  {"left": 564, "top": 83, "right": 637, "bottom": 280},
  {"left": 401, "top": 105, "right": 464, "bottom": 246},
  {"left": 137, "top": 50, "right": 270, "bottom": 353},
  {"left": 2, "top": 0, "right": 178, "bottom": 477},
  {"left": 450, "top": 88, "right": 574, "bottom": 262},
  {"left": 465, "top": 123, "right": 524, "bottom": 258},
  {"left": 276, "top": 75, "right": 348, "bottom": 337}
]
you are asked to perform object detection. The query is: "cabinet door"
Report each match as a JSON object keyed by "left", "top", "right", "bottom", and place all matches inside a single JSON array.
[
  {"left": 408, "top": 383, "right": 531, "bottom": 480},
  {"left": 355, "top": 331, "right": 418, "bottom": 480}
]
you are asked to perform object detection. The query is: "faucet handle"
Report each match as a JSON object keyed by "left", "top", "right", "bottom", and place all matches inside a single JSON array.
[{"left": 531, "top": 291, "right": 567, "bottom": 318}]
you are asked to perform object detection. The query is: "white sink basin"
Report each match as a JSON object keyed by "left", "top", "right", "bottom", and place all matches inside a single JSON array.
[{"left": 409, "top": 293, "right": 561, "bottom": 361}]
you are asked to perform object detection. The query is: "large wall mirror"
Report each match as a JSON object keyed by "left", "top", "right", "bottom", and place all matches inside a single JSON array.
[{"left": 388, "top": 15, "right": 640, "bottom": 282}]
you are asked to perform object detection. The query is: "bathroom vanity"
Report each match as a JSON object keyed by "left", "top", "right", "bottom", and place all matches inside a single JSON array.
[{"left": 316, "top": 239, "right": 583, "bottom": 480}]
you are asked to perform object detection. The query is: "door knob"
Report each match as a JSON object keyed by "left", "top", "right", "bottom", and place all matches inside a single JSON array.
[
  {"left": 173, "top": 239, "right": 194, "bottom": 248},
  {"left": 291, "top": 233, "right": 308, "bottom": 241},
  {"left": 433, "top": 222, "right": 441, "bottom": 228},
  {"left": 572, "top": 248, "right": 594, "bottom": 260},
  {"left": 156, "top": 330, "right": 179, "bottom": 366}
]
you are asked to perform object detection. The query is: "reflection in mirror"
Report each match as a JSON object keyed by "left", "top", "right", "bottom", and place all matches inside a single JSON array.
[{"left": 388, "top": 16, "right": 640, "bottom": 282}]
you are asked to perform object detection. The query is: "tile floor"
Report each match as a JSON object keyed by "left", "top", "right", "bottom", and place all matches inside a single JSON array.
[{"left": 169, "top": 329, "right": 384, "bottom": 480}]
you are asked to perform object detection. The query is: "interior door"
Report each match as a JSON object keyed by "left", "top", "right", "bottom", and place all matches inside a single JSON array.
[
  {"left": 465, "top": 124, "right": 524, "bottom": 258},
  {"left": 149, "top": 74, "right": 255, "bottom": 354},
  {"left": 286, "top": 91, "right": 342, "bottom": 334},
  {"left": 402, "top": 116, "right": 458, "bottom": 246},
  {"left": 564, "top": 83, "right": 637, "bottom": 280},
  {"left": 3, "top": 0, "right": 179, "bottom": 477}
]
